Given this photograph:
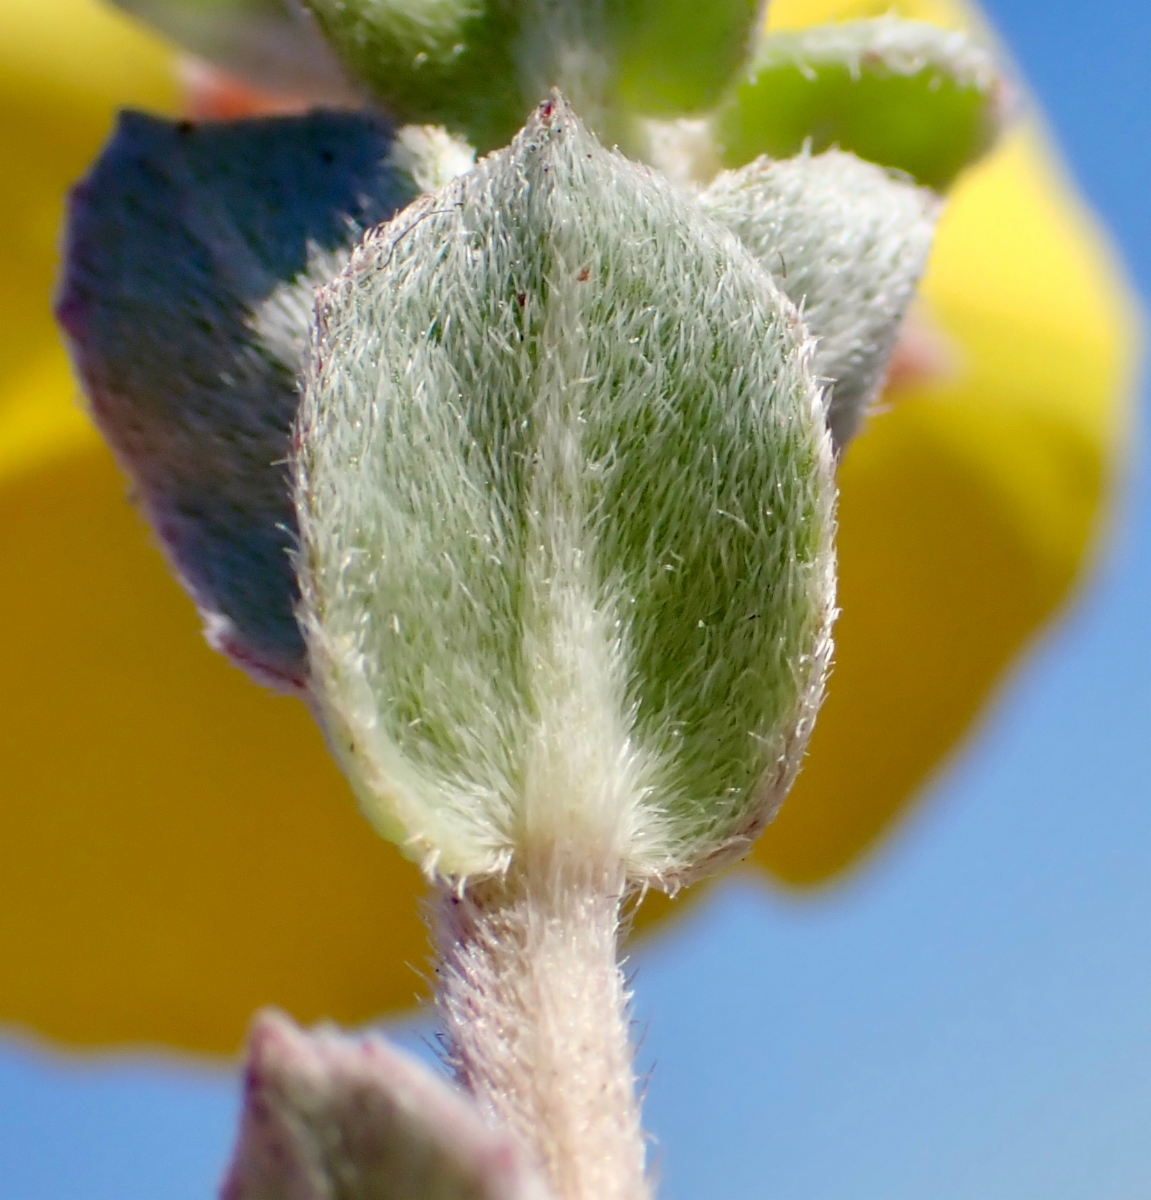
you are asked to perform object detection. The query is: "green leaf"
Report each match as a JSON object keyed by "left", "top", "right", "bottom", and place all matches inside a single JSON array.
[
  {"left": 701, "top": 149, "right": 938, "bottom": 450},
  {"left": 712, "top": 17, "right": 1005, "bottom": 190},
  {"left": 305, "top": 0, "right": 526, "bottom": 152},
  {"left": 611, "top": 0, "right": 766, "bottom": 116},
  {"left": 110, "top": 0, "right": 354, "bottom": 99},
  {"left": 295, "top": 95, "right": 836, "bottom": 885}
]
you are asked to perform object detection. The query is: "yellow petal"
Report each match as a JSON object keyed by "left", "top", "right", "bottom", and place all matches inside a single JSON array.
[{"left": 0, "top": 354, "right": 432, "bottom": 1056}]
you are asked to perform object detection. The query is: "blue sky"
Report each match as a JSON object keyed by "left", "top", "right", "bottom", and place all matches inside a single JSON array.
[{"left": 3, "top": 0, "right": 1150, "bottom": 1196}]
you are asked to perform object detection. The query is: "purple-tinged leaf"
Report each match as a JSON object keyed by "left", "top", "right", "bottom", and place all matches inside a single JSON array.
[
  {"left": 57, "top": 111, "right": 417, "bottom": 689},
  {"left": 221, "top": 1010, "right": 551, "bottom": 1200}
]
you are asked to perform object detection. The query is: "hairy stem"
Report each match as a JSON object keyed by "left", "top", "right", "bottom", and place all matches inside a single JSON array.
[{"left": 434, "top": 847, "right": 652, "bottom": 1200}]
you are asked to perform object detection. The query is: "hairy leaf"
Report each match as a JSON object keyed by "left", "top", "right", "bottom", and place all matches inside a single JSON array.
[
  {"left": 222, "top": 1010, "right": 550, "bottom": 1200},
  {"left": 701, "top": 149, "right": 939, "bottom": 449},
  {"left": 296, "top": 95, "right": 836, "bottom": 884}
]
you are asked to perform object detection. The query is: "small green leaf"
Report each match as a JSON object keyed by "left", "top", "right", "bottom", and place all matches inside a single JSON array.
[
  {"left": 611, "top": 0, "right": 766, "bottom": 116},
  {"left": 306, "top": 0, "right": 526, "bottom": 152},
  {"left": 295, "top": 96, "right": 836, "bottom": 884},
  {"left": 712, "top": 17, "right": 1005, "bottom": 190},
  {"left": 701, "top": 149, "right": 938, "bottom": 449}
]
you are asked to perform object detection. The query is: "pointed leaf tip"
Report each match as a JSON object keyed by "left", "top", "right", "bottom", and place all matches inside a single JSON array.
[
  {"left": 222, "top": 1010, "right": 551, "bottom": 1200},
  {"left": 57, "top": 109, "right": 418, "bottom": 689}
]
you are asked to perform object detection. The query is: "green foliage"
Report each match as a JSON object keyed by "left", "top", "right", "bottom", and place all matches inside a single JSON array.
[
  {"left": 295, "top": 97, "right": 836, "bottom": 883},
  {"left": 111, "top": 0, "right": 1000, "bottom": 189},
  {"left": 713, "top": 18, "right": 1003, "bottom": 190},
  {"left": 611, "top": 0, "right": 765, "bottom": 116},
  {"left": 88, "top": 1, "right": 989, "bottom": 892},
  {"left": 306, "top": 0, "right": 525, "bottom": 151},
  {"left": 308, "top": 0, "right": 767, "bottom": 148}
]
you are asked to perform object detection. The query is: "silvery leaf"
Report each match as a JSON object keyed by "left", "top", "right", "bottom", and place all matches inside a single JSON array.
[
  {"left": 295, "top": 95, "right": 836, "bottom": 884},
  {"left": 713, "top": 17, "right": 1006, "bottom": 190}
]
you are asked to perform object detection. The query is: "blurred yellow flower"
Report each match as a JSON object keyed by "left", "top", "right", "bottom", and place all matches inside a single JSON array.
[{"left": 0, "top": 0, "right": 1139, "bottom": 1055}]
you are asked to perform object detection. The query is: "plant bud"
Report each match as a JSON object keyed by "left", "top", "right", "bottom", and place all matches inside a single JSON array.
[{"left": 223, "top": 1010, "right": 550, "bottom": 1200}]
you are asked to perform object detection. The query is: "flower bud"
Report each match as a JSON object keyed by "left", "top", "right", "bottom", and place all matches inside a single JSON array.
[{"left": 223, "top": 1010, "right": 550, "bottom": 1200}]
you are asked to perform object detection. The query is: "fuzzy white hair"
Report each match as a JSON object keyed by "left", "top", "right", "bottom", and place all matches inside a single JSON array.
[
  {"left": 295, "top": 95, "right": 836, "bottom": 888},
  {"left": 701, "top": 148, "right": 940, "bottom": 449}
]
